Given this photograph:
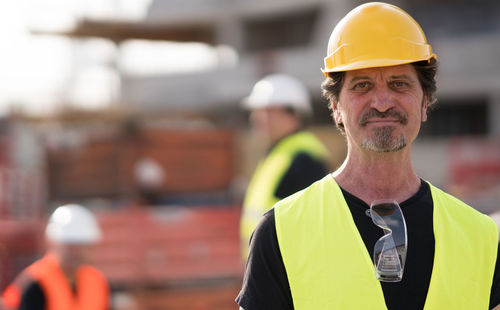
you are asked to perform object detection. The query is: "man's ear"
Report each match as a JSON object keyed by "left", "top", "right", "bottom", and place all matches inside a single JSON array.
[
  {"left": 330, "top": 97, "right": 343, "bottom": 125},
  {"left": 421, "top": 97, "right": 429, "bottom": 123}
]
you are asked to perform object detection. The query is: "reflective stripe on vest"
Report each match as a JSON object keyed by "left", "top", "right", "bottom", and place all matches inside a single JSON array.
[
  {"left": 26, "top": 253, "right": 109, "bottom": 310},
  {"left": 275, "top": 175, "right": 498, "bottom": 310},
  {"left": 240, "top": 131, "right": 329, "bottom": 259}
]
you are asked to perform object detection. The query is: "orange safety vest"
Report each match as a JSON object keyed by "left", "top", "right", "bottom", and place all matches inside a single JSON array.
[{"left": 2, "top": 253, "right": 109, "bottom": 310}]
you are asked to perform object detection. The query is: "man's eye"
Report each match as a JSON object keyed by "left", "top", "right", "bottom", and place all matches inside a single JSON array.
[
  {"left": 392, "top": 81, "right": 408, "bottom": 88},
  {"left": 353, "top": 82, "right": 370, "bottom": 90}
]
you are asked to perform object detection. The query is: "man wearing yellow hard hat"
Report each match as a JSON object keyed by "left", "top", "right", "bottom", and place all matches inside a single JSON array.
[{"left": 237, "top": 2, "right": 500, "bottom": 309}]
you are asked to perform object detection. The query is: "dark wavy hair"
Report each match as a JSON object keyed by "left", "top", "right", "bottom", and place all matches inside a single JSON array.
[{"left": 321, "top": 58, "right": 438, "bottom": 132}]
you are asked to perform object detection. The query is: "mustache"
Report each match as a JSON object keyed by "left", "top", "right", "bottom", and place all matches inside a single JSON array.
[{"left": 359, "top": 109, "right": 408, "bottom": 126}]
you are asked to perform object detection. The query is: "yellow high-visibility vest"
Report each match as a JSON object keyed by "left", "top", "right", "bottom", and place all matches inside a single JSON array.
[
  {"left": 240, "top": 131, "right": 329, "bottom": 260},
  {"left": 275, "top": 175, "right": 498, "bottom": 309}
]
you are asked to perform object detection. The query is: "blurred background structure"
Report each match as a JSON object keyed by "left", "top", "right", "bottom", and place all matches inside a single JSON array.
[{"left": 0, "top": 0, "right": 499, "bottom": 309}]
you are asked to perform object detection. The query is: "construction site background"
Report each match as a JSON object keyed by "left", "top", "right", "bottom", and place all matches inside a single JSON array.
[{"left": 0, "top": 0, "right": 499, "bottom": 309}]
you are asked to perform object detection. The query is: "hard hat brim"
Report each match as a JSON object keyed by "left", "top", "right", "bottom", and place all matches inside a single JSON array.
[{"left": 322, "top": 54, "right": 437, "bottom": 77}]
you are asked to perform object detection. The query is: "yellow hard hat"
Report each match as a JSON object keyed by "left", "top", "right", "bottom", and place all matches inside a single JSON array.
[{"left": 322, "top": 2, "right": 437, "bottom": 76}]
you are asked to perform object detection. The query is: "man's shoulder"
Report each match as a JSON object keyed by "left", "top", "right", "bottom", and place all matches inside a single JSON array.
[
  {"left": 428, "top": 182, "right": 498, "bottom": 234},
  {"left": 277, "top": 130, "right": 329, "bottom": 157},
  {"left": 429, "top": 182, "right": 489, "bottom": 216},
  {"left": 275, "top": 174, "right": 331, "bottom": 209},
  {"left": 2, "top": 270, "right": 42, "bottom": 309},
  {"left": 18, "top": 280, "right": 46, "bottom": 310},
  {"left": 22, "top": 280, "right": 44, "bottom": 297},
  {"left": 288, "top": 151, "right": 328, "bottom": 172}
]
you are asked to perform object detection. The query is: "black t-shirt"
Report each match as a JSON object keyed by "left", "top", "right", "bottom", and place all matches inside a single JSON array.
[
  {"left": 17, "top": 279, "right": 81, "bottom": 310},
  {"left": 236, "top": 180, "right": 500, "bottom": 310},
  {"left": 19, "top": 281, "right": 45, "bottom": 310},
  {"left": 274, "top": 152, "right": 328, "bottom": 200}
]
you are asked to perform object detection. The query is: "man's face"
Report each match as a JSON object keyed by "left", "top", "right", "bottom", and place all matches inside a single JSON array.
[
  {"left": 332, "top": 64, "right": 428, "bottom": 153},
  {"left": 249, "top": 106, "right": 292, "bottom": 142},
  {"left": 53, "top": 242, "right": 92, "bottom": 272}
]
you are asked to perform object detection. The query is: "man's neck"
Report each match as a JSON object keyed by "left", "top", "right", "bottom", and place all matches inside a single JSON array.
[
  {"left": 60, "top": 263, "right": 78, "bottom": 281},
  {"left": 332, "top": 146, "right": 421, "bottom": 205}
]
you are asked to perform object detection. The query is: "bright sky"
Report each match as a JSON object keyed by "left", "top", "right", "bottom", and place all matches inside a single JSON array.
[
  {"left": 0, "top": 1, "right": 69, "bottom": 115},
  {"left": 0, "top": 0, "right": 238, "bottom": 116}
]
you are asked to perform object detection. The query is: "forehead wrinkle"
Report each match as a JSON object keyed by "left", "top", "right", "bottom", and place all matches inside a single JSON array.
[
  {"left": 388, "top": 74, "right": 416, "bottom": 82},
  {"left": 346, "top": 72, "right": 417, "bottom": 86},
  {"left": 349, "top": 76, "right": 372, "bottom": 83},
  {"left": 348, "top": 64, "right": 417, "bottom": 78},
  {"left": 347, "top": 70, "right": 386, "bottom": 83}
]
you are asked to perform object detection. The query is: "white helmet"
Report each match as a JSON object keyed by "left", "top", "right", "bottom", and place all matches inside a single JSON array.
[
  {"left": 45, "top": 204, "right": 101, "bottom": 244},
  {"left": 243, "top": 74, "right": 312, "bottom": 116}
]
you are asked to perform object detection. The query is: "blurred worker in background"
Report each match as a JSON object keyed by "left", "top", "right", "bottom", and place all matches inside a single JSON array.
[
  {"left": 2, "top": 204, "right": 109, "bottom": 310},
  {"left": 237, "top": 2, "right": 500, "bottom": 309},
  {"left": 239, "top": 73, "right": 330, "bottom": 260},
  {"left": 133, "top": 156, "right": 166, "bottom": 206}
]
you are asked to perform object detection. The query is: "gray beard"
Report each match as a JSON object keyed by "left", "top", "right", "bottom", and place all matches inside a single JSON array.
[{"left": 361, "top": 126, "right": 407, "bottom": 152}]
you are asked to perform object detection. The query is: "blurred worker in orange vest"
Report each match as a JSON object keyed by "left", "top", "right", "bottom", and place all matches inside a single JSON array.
[{"left": 1, "top": 204, "right": 109, "bottom": 310}]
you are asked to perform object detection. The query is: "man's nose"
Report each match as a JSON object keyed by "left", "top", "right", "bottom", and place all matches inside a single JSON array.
[{"left": 370, "top": 85, "right": 395, "bottom": 112}]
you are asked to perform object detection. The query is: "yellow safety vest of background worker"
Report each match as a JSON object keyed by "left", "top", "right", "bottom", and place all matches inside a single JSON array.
[
  {"left": 237, "top": 2, "right": 500, "bottom": 310},
  {"left": 240, "top": 74, "right": 330, "bottom": 260},
  {"left": 2, "top": 204, "right": 110, "bottom": 310}
]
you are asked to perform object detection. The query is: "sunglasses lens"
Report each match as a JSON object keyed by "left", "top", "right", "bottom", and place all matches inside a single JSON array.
[
  {"left": 370, "top": 200, "right": 407, "bottom": 282},
  {"left": 374, "top": 235, "right": 402, "bottom": 281}
]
